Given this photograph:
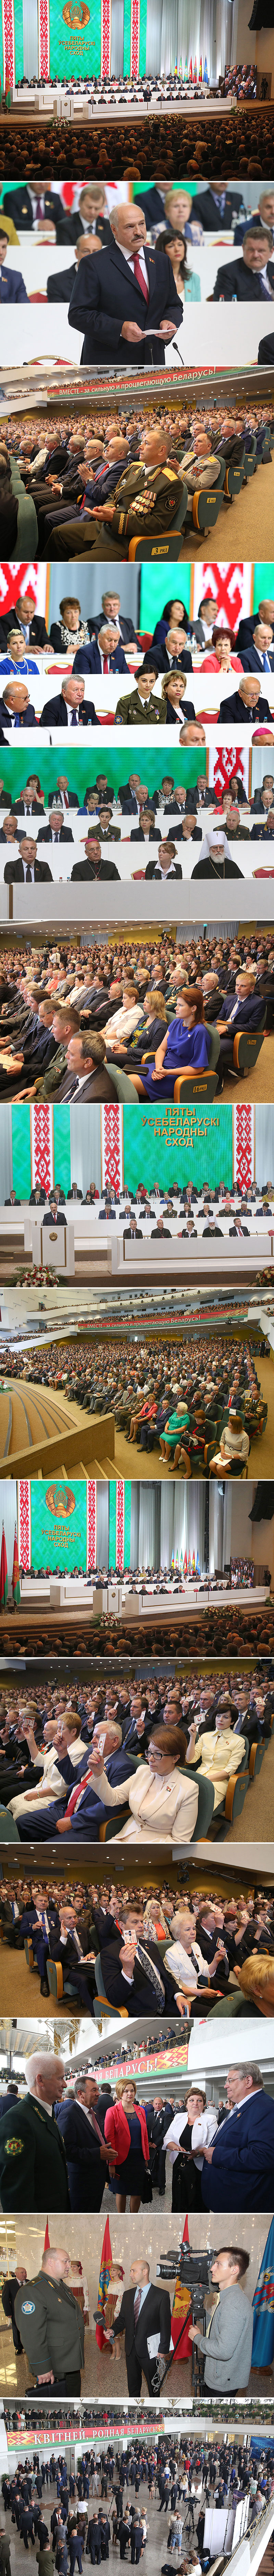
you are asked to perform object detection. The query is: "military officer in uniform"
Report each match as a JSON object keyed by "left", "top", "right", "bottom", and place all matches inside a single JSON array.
[
  {"left": 0, "top": 2051, "right": 70, "bottom": 2212},
  {"left": 14, "top": 2245, "right": 85, "bottom": 2394},
  {"left": 50, "top": 429, "right": 183, "bottom": 563},
  {"left": 114, "top": 666, "right": 166, "bottom": 727}
]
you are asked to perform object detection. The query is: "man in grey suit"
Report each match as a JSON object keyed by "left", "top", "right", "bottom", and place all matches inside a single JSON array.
[{"left": 188, "top": 2246, "right": 252, "bottom": 2391}]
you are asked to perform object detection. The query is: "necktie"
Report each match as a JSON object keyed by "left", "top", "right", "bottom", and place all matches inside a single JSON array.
[
  {"left": 72, "top": 710, "right": 78, "bottom": 725},
  {"left": 263, "top": 654, "right": 270, "bottom": 670},
  {"left": 64, "top": 791, "right": 69, "bottom": 807},
  {"left": 35, "top": 196, "right": 44, "bottom": 219},
  {"left": 133, "top": 255, "right": 149, "bottom": 302},
  {"left": 15, "top": 714, "right": 20, "bottom": 727},
  {"left": 26, "top": 867, "right": 32, "bottom": 883},
  {"left": 103, "top": 657, "right": 109, "bottom": 674},
  {"left": 134, "top": 2291, "right": 142, "bottom": 2326},
  {"left": 135, "top": 1940, "right": 165, "bottom": 2008}
]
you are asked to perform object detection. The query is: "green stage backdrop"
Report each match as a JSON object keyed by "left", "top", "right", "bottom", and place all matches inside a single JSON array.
[
  {"left": 123, "top": 1103, "right": 233, "bottom": 1190},
  {"left": 140, "top": 564, "right": 191, "bottom": 634},
  {"left": 20, "top": 1480, "right": 90, "bottom": 1570},
  {"left": 0, "top": 745, "right": 205, "bottom": 801},
  {"left": 48, "top": 0, "right": 100, "bottom": 80},
  {"left": 11, "top": 1106, "right": 71, "bottom": 1197}
]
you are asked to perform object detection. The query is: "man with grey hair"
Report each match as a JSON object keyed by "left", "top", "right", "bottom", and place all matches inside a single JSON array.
[
  {"left": 0, "top": 2051, "right": 70, "bottom": 2210},
  {"left": 201, "top": 2061, "right": 274, "bottom": 2210},
  {"left": 68, "top": 197, "right": 182, "bottom": 369}
]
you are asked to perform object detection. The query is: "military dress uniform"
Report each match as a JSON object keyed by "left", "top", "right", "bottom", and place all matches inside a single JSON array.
[
  {"left": 114, "top": 687, "right": 166, "bottom": 727},
  {"left": 0, "top": 2094, "right": 71, "bottom": 2212},
  {"left": 57, "top": 462, "right": 182, "bottom": 563},
  {"left": 14, "top": 2269, "right": 85, "bottom": 2394}
]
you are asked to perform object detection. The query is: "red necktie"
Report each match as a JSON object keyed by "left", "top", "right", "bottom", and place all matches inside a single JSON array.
[
  {"left": 103, "top": 656, "right": 109, "bottom": 674},
  {"left": 133, "top": 255, "right": 149, "bottom": 302},
  {"left": 64, "top": 791, "right": 69, "bottom": 808}
]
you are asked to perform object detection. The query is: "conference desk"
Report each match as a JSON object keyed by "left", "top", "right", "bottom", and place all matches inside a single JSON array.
[
  {"left": 19, "top": 1575, "right": 270, "bottom": 1614},
  {"left": 0, "top": 1210, "right": 272, "bottom": 1284},
  {"left": 9, "top": 85, "right": 232, "bottom": 118}
]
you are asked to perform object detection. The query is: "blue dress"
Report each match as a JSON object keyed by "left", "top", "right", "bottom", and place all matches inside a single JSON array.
[{"left": 142, "top": 1019, "right": 210, "bottom": 1100}]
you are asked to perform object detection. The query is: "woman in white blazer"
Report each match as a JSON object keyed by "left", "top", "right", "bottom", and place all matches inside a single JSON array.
[
  {"left": 118, "top": 1723, "right": 199, "bottom": 1844},
  {"left": 165, "top": 2086, "right": 218, "bottom": 2210}
]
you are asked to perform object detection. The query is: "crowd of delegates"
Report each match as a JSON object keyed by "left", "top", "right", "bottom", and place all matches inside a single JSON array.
[
  {"left": 0, "top": 2036, "right": 274, "bottom": 2214},
  {"left": 2, "top": 178, "right": 271, "bottom": 247},
  {"left": 1, "top": 1864, "right": 274, "bottom": 2014},
  {"left": 0, "top": 932, "right": 272, "bottom": 1105},
  {"left": 1, "top": 2437, "right": 270, "bottom": 2572},
  {"left": 0, "top": 399, "right": 272, "bottom": 564},
  {"left": 2, "top": 585, "right": 274, "bottom": 687},
  {"left": 0, "top": 1636, "right": 271, "bottom": 1842},
  {"left": 2, "top": 730, "right": 274, "bottom": 891},
  {"left": 0, "top": 1325, "right": 267, "bottom": 1478},
  {"left": 0, "top": 103, "right": 274, "bottom": 176}
]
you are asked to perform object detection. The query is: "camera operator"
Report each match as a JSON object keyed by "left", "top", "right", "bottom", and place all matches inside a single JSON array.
[{"left": 188, "top": 2246, "right": 253, "bottom": 2391}]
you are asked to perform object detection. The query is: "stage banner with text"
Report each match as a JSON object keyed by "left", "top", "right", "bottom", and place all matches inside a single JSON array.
[
  {"left": 47, "top": 0, "right": 101, "bottom": 80},
  {"left": 123, "top": 1103, "right": 233, "bottom": 1193},
  {"left": 17, "top": 1479, "right": 97, "bottom": 1572}
]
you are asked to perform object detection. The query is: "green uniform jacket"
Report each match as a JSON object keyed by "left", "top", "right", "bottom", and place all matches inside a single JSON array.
[
  {"left": 114, "top": 689, "right": 166, "bottom": 727},
  {"left": 0, "top": 2094, "right": 71, "bottom": 2212},
  {"left": 104, "top": 461, "right": 181, "bottom": 546},
  {"left": 14, "top": 2270, "right": 85, "bottom": 2377},
  {"left": 42, "top": 1042, "right": 69, "bottom": 1100}
]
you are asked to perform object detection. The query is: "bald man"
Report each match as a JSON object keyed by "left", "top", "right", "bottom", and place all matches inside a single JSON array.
[
  {"left": 68, "top": 199, "right": 182, "bottom": 368},
  {"left": 0, "top": 2052, "right": 71, "bottom": 2211}
]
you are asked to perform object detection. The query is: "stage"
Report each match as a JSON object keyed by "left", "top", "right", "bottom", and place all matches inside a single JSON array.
[{"left": 0, "top": 1209, "right": 272, "bottom": 1286}]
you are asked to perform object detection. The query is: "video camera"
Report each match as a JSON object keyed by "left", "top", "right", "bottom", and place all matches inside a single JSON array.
[{"left": 156, "top": 2248, "right": 215, "bottom": 2323}]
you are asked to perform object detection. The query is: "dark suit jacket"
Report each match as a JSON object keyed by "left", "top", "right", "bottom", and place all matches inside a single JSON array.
[
  {"left": 13, "top": 794, "right": 47, "bottom": 814},
  {"left": 221, "top": 689, "right": 271, "bottom": 724},
  {"left": 114, "top": 2283, "right": 171, "bottom": 2361},
  {"left": 0, "top": 701, "right": 36, "bottom": 730},
  {"left": 68, "top": 239, "right": 182, "bottom": 367},
  {"left": 153, "top": 647, "right": 192, "bottom": 672},
  {"left": 92, "top": 614, "right": 136, "bottom": 643},
  {"left": 201, "top": 2089, "right": 274, "bottom": 2210},
  {"left": 3, "top": 855, "right": 53, "bottom": 882},
  {"left": 2, "top": 185, "right": 63, "bottom": 230},
  {"left": 239, "top": 647, "right": 274, "bottom": 674},
  {"left": 213, "top": 255, "right": 274, "bottom": 301},
  {"left": 55, "top": 2097, "right": 105, "bottom": 2206},
  {"left": 55, "top": 212, "right": 111, "bottom": 248},
  {"left": 130, "top": 826, "right": 160, "bottom": 841},
  {"left": 40, "top": 693, "right": 99, "bottom": 728},
  {"left": 49, "top": 786, "right": 78, "bottom": 805},
  {"left": 0, "top": 614, "right": 48, "bottom": 651},
  {"left": 258, "top": 331, "right": 274, "bottom": 363},
  {"left": 57, "top": 1068, "right": 124, "bottom": 1103},
  {"left": 0, "top": 268, "right": 27, "bottom": 303},
  {"left": 165, "top": 697, "right": 196, "bottom": 724},
  {"left": 37, "top": 822, "right": 74, "bottom": 842},
  {"left": 194, "top": 187, "right": 243, "bottom": 229},
  {"left": 47, "top": 261, "right": 77, "bottom": 303},
  {"left": 73, "top": 642, "right": 127, "bottom": 675},
  {"left": 145, "top": 858, "right": 182, "bottom": 878},
  {"left": 99, "top": 1933, "right": 180, "bottom": 2015}
]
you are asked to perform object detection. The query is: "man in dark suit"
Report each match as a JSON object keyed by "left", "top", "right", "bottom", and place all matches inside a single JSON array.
[
  {"left": 73, "top": 625, "right": 128, "bottom": 676},
  {"left": 55, "top": 2078, "right": 110, "bottom": 2210},
  {"left": 201, "top": 2065, "right": 274, "bottom": 2210},
  {"left": 239, "top": 620, "right": 274, "bottom": 675},
  {"left": 258, "top": 330, "right": 274, "bottom": 362},
  {"left": 47, "top": 256, "right": 79, "bottom": 304},
  {"left": 55, "top": 182, "right": 111, "bottom": 248},
  {"left": 56, "top": 1031, "right": 132, "bottom": 1105},
  {"left": 49, "top": 777, "right": 79, "bottom": 808},
  {"left": 0, "top": 594, "right": 49, "bottom": 652},
  {"left": 68, "top": 199, "right": 181, "bottom": 368},
  {"left": 92, "top": 590, "right": 137, "bottom": 645},
  {"left": 153, "top": 632, "right": 192, "bottom": 673},
  {"left": 37, "top": 812, "right": 74, "bottom": 844},
  {"left": 194, "top": 183, "right": 244, "bottom": 229},
  {"left": 99, "top": 1916, "right": 182, "bottom": 2015},
  {"left": 213, "top": 225, "right": 274, "bottom": 299},
  {"left": 221, "top": 677, "right": 272, "bottom": 724},
  {"left": 0, "top": 683, "right": 36, "bottom": 730},
  {"left": 0, "top": 228, "right": 28, "bottom": 300},
  {"left": 4, "top": 837, "right": 53, "bottom": 883},
  {"left": 2, "top": 184, "right": 64, "bottom": 230},
  {"left": 104, "top": 2261, "right": 171, "bottom": 2394},
  {"left": 40, "top": 678, "right": 99, "bottom": 729},
  {"left": 237, "top": 603, "right": 274, "bottom": 653}
]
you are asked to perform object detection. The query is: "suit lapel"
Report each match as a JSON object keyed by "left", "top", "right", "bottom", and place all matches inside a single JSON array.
[{"left": 109, "top": 238, "right": 152, "bottom": 311}]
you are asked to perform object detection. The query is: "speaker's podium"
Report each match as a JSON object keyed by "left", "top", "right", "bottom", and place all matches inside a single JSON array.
[{"left": 24, "top": 1214, "right": 74, "bottom": 1274}]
